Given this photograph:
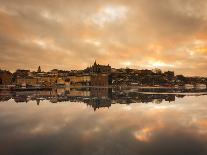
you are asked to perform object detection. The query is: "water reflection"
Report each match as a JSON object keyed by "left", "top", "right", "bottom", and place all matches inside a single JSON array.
[
  {"left": 0, "top": 88, "right": 207, "bottom": 155},
  {"left": 0, "top": 88, "right": 207, "bottom": 111}
]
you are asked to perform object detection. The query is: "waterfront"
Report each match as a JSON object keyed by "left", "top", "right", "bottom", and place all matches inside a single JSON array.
[
  {"left": 1, "top": 0, "right": 207, "bottom": 154},
  {"left": 0, "top": 88, "right": 207, "bottom": 155}
]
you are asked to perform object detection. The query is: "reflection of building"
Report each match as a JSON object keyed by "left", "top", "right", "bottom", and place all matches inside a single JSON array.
[
  {"left": 56, "top": 78, "right": 65, "bottom": 85},
  {"left": 165, "top": 95, "right": 175, "bottom": 102},
  {"left": 91, "top": 87, "right": 112, "bottom": 98},
  {"left": 68, "top": 89, "right": 90, "bottom": 97},
  {"left": 0, "top": 91, "right": 12, "bottom": 101},
  {"left": 1, "top": 88, "right": 204, "bottom": 110},
  {"left": 86, "top": 98, "right": 112, "bottom": 111}
]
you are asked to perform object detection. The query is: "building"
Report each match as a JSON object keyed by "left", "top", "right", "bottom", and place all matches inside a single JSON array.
[
  {"left": 69, "top": 75, "right": 91, "bottom": 87},
  {"left": 0, "top": 70, "right": 12, "bottom": 85},
  {"left": 137, "top": 69, "right": 154, "bottom": 75},
  {"left": 90, "top": 87, "right": 112, "bottom": 98},
  {"left": 14, "top": 69, "right": 30, "bottom": 77},
  {"left": 36, "top": 76, "right": 57, "bottom": 87},
  {"left": 16, "top": 77, "right": 38, "bottom": 87},
  {"left": 91, "top": 74, "right": 110, "bottom": 87},
  {"left": 49, "top": 69, "right": 59, "bottom": 76},
  {"left": 85, "top": 61, "right": 111, "bottom": 74},
  {"left": 164, "top": 71, "right": 175, "bottom": 80}
]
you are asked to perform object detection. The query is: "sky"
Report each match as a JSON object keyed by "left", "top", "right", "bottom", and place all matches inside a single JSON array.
[{"left": 0, "top": 0, "right": 207, "bottom": 76}]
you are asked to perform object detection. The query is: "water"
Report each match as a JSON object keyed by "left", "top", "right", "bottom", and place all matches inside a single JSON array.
[{"left": 0, "top": 88, "right": 207, "bottom": 155}]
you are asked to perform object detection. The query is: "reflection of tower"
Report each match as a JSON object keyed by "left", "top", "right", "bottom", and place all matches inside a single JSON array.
[
  {"left": 91, "top": 98, "right": 111, "bottom": 111},
  {"left": 36, "top": 99, "right": 40, "bottom": 106},
  {"left": 37, "top": 66, "right": 41, "bottom": 72},
  {"left": 88, "top": 88, "right": 112, "bottom": 111},
  {"left": 90, "top": 88, "right": 111, "bottom": 98},
  {"left": 165, "top": 95, "right": 175, "bottom": 102}
]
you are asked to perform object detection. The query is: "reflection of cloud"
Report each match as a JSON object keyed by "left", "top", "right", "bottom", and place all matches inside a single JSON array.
[
  {"left": 134, "top": 128, "right": 152, "bottom": 142},
  {"left": 0, "top": 96, "right": 207, "bottom": 154},
  {"left": 122, "top": 105, "right": 132, "bottom": 111}
]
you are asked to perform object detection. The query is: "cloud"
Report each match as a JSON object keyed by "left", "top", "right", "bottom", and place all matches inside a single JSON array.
[{"left": 0, "top": 0, "right": 207, "bottom": 75}]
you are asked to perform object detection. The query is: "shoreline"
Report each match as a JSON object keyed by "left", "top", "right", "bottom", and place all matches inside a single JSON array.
[{"left": 0, "top": 85, "right": 207, "bottom": 94}]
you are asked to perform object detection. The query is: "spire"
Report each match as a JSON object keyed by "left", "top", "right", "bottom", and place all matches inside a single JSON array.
[
  {"left": 37, "top": 66, "right": 41, "bottom": 72},
  {"left": 94, "top": 60, "right": 97, "bottom": 66}
]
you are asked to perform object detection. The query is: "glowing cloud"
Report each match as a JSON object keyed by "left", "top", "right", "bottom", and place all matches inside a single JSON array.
[{"left": 89, "top": 5, "right": 128, "bottom": 27}]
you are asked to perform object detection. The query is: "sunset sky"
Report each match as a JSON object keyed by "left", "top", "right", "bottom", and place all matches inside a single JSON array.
[{"left": 0, "top": 0, "right": 207, "bottom": 76}]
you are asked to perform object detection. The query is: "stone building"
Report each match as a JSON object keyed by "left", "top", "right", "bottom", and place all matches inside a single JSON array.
[
  {"left": 0, "top": 70, "right": 12, "bottom": 85},
  {"left": 14, "top": 69, "right": 30, "bottom": 77},
  {"left": 36, "top": 76, "right": 57, "bottom": 87},
  {"left": 16, "top": 77, "right": 38, "bottom": 87},
  {"left": 69, "top": 75, "right": 91, "bottom": 87},
  {"left": 85, "top": 61, "right": 111, "bottom": 74},
  {"left": 91, "top": 74, "right": 111, "bottom": 87}
]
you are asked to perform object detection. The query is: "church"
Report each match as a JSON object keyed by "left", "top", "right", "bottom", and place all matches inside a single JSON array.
[{"left": 85, "top": 61, "right": 111, "bottom": 74}]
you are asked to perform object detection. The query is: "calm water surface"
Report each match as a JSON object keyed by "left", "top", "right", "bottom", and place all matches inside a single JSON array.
[{"left": 0, "top": 89, "right": 207, "bottom": 155}]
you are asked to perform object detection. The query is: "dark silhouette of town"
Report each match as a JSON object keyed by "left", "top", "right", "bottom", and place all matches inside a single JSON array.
[{"left": 0, "top": 61, "right": 207, "bottom": 90}]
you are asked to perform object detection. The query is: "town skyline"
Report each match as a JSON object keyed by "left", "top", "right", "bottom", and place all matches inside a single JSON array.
[
  {"left": 0, "top": 61, "right": 206, "bottom": 78},
  {"left": 0, "top": 61, "right": 203, "bottom": 78}
]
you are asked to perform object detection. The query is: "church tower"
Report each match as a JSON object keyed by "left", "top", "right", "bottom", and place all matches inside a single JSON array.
[{"left": 37, "top": 66, "right": 41, "bottom": 72}]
